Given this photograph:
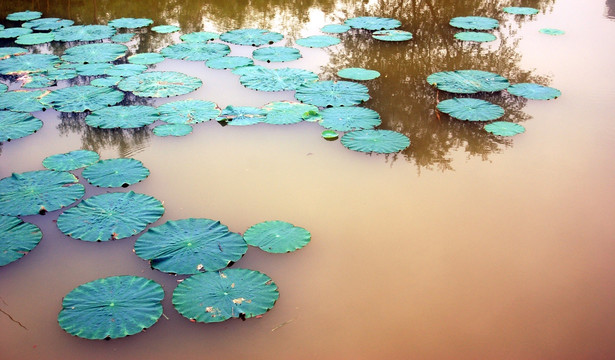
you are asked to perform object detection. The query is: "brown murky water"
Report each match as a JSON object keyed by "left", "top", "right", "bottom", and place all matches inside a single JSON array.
[{"left": 1, "top": 0, "right": 615, "bottom": 359}]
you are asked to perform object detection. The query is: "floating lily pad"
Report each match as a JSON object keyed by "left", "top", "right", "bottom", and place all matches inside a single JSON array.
[
  {"left": 220, "top": 28, "right": 283, "bottom": 46},
  {"left": 172, "top": 269, "right": 279, "bottom": 323},
  {"left": 0, "top": 53, "right": 60, "bottom": 75},
  {"left": 45, "top": 68, "right": 78, "bottom": 81},
  {"left": 206, "top": 56, "right": 253, "bottom": 69},
  {"left": 158, "top": 99, "right": 220, "bottom": 124},
  {"left": 426, "top": 70, "right": 510, "bottom": 94},
  {"left": 57, "top": 276, "right": 164, "bottom": 340},
  {"left": 0, "top": 27, "right": 33, "bottom": 39},
  {"left": 62, "top": 43, "right": 127, "bottom": 64},
  {"left": 539, "top": 28, "right": 565, "bottom": 35},
  {"left": 319, "top": 106, "right": 382, "bottom": 131},
  {"left": 0, "top": 111, "right": 42, "bottom": 142},
  {"left": 322, "top": 129, "right": 338, "bottom": 140},
  {"left": 449, "top": 16, "right": 499, "bottom": 30},
  {"left": 127, "top": 52, "right": 165, "bottom": 65},
  {"left": 0, "top": 170, "right": 84, "bottom": 216},
  {"left": 42, "top": 150, "right": 100, "bottom": 171},
  {"left": 320, "top": 24, "right": 351, "bottom": 34},
  {"left": 57, "top": 191, "right": 164, "bottom": 242},
  {"left": 118, "top": 71, "right": 202, "bottom": 97},
  {"left": 337, "top": 67, "right": 380, "bottom": 81},
  {"left": 0, "top": 90, "right": 47, "bottom": 112},
  {"left": 15, "top": 32, "right": 55, "bottom": 45},
  {"left": 22, "top": 18, "right": 73, "bottom": 31},
  {"left": 153, "top": 123, "right": 192, "bottom": 137},
  {"left": 295, "top": 35, "right": 340, "bottom": 48},
  {"left": 262, "top": 101, "right": 318, "bottom": 125},
  {"left": 85, "top": 105, "right": 159, "bottom": 129},
  {"left": 243, "top": 220, "right": 311, "bottom": 253},
  {"left": 454, "top": 31, "right": 497, "bottom": 42},
  {"left": 7, "top": 10, "right": 42, "bottom": 21},
  {"left": 82, "top": 158, "right": 150, "bottom": 188},
  {"left": 484, "top": 121, "right": 526, "bottom": 136},
  {"left": 104, "top": 64, "right": 147, "bottom": 77},
  {"left": 295, "top": 80, "right": 370, "bottom": 107},
  {"left": 239, "top": 67, "right": 318, "bottom": 92},
  {"left": 40, "top": 85, "right": 124, "bottom": 112},
  {"left": 231, "top": 64, "right": 266, "bottom": 76},
  {"left": 134, "top": 218, "right": 248, "bottom": 274},
  {"left": 341, "top": 129, "right": 410, "bottom": 153},
  {"left": 111, "top": 33, "right": 135, "bottom": 43},
  {"left": 161, "top": 42, "right": 230, "bottom": 61},
  {"left": 180, "top": 31, "right": 219, "bottom": 42},
  {"left": 503, "top": 7, "right": 539, "bottom": 15},
  {"left": 218, "top": 105, "right": 266, "bottom": 126},
  {"left": 108, "top": 17, "right": 153, "bottom": 29},
  {"left": 90, "top": 76, "right": 123, "bottom": 87},
  {"left": 0, "top": 47, "right": 27, "bottom": 58},
  {"left": 0, "top": 84, "right": 7, "bottom": 93},
  {"left": 53, "top": 25, "right": 116, "bottom": 42},
  {"left": 436, "top": 98, "right": 504, "bottom": 121},
  {"left": 0, "top": 215, "right": 42, "bottom": 266},
  {"left": 21, "top": 74, "right": 53, "bottom": 89},
  {"left": 252, "top": 46, "right": 301, "bottom": 63},
  {"left": 151, "top": 25, "right": 180, "bottom": 33},
  {"left": 372, "top": 30, "right": 413, "bottom": 41},
  {"left": 74, "top": 63, "right": 113, "bottom": 76},
  {"left": 344, "top": 16, "right": 402, "bottom": 30},
  {"left": 507, "top": 83, "right": 561, "bottom": 100}
]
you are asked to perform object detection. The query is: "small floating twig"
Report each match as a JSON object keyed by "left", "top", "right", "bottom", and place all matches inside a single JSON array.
[
  {"left": 0, "top": 308, "right": 28, "bottom": 330},
  {"left": 271, "top": 317, "right": 296, "bottom": 332}
]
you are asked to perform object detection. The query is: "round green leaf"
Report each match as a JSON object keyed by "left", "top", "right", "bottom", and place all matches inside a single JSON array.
[
  {"left": 320, "top": 24, "right": 351, "bottom": 34},
  {"left": 436, "top": 98, "right": 504, "bottom": 121},
  {"left": 151, "top": 25, "right": 180, "bottom": 33},
  {"left": 296, "top": 35, "right": 340, "bottom": 48},
  {"left": 180, "top": 31, "right": 219, "bottom": 42},
  {"left": 15, "top": 32, "right": 55, "bottom": 45},
  {"left": 172, "top": 269, "right": 279, "bottom": 322},
  {"left": 206, "top": 56, "right": 253, "bottom": 69},
  {"left": 319, "top": 106, "right": 382, "bottom": 131},
  {"left": 0, "top": 215, "right": 42, "bottom": 266},
  {"left": 158, "top": 99, "right": 220, "bottom": 124},
  {"left": 426, "top": 70, "right": 510, "bottom": 94},
  {"left": 0, "top": 84, "right": 7, "bottom": 93},
  {"left": 449, "top": 16, "right": 499, "bottom": 30},
  {"left": 0, "top": 90, "right": 46, "bottom": 112},
  {"left": 295, "top": 80, "right": 370, "bottom": 107},
  {"left": 22, "top": 18, "right": 73, "bottom": 31},
  {"left": 262, "top": 101, "right": 318, "bottom": 125},
  {"left": 108, "top": 17, "right": 153, "bottom": 29},
  {"left": 0, "top": 54, "right": 60, "bottom": 75},
  {"left": 111, "top": 33, "right": 135, "bottom": 43},
  {"left": 161, "top": 42, "right": 230, "bottom": 61},
  {"left": 0, "top": 111, "right": 42, "bottom": 142},
  {"left": 372, "top": 30, "right": 413, "bottom": 41},
  {"left": 21, "top": 74, "right": 54, "bottom": 89},
  {"left": 239, "top": 67, "right": 318, "bottom": 92},
  {"left": 454, "top": 31, "right": 497, "bottom": 42},
  {"left": 85, "top": 105, "right": 159, "bottom": 129},
  {"left": 127, "top": 52, "right": 165, "bottom": 65},
  {"left": 7, "top": 10, "right": 42, "bottom": 21},
  {"left": 337, "top": 67, "right": 380, "bottom": 81},
  {"left": 117, "top": 71, "right": 202, "bottom": 97},
  {"left": 243, "top": 220, "right": 311, "bottom": 253},
  {"left": 507, "top": 83, "right": 561, "bottom": 100},
  {"left": 341, "top": 129, "right": 410, "bottom": 154},
  {"left": 62, "top": 43, "right": 128, "bottom": 64},
  {"left": 45, "top": 68, "right": 78, "bottom": 81},
  {"left": 0, "top": 28, "right": 33, "bottom": 39},
  {"left": 153, "top": 123, "right": 193, "bottom": 137},
  {"left": 74, "top": 63, "right": 113, "bottom": 76},
  {"left": 344, "top": 16, "right": 401, "bottom": 30},
  {"left": 503, "top": 7, "right": 539, "bottom": 15},
  {"left": 322, "top": 129, "right": 338, "bottom": 140},
  {"left": 217, "top": 105, "right": 266, "bottom": 126},
  {"left": 82, "top": 158, "right": 150, "bottom": 188},
  {"left": 52, "top": 25, "right": 116, "bottom": 42},
  {"left": 40, "top": 85, "right": 124, "bottom": 112},
  {"left": 252, "top": 46, "right": 301, "bottom": 63},
  {"left": 484, "top": 121, "right": 526, "bottom": 136},
  {"left": 58, "top": 276, "right": 164, "bottom": 340},
  {"left": 0, "top": 47, "right": 27, "bottom": 58},
  {"left": 104, "top": 64, "right": 147, "bottom": 77},
  {"left": 539, "top": 28, "right": 565, "bottom": 35},
  {"left": 90, "top": 76, "right": 123, "bottom": 87},
  {"left": 42, "top": 150, "right": 100, "bottom": 171},
  {"left": 220, "top": 28, "right": 283, "bottom": 46}
]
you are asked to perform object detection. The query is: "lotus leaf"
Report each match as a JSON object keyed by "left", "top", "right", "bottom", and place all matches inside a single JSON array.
[
  {"left": 21, "top": 74, "right": 54, "bottom": 89},
  {"left": 118, "top": 71, "right": 202, "bottom": 97},
  {"left": 303, "top": 110, "right": 322, "bottom": 122},
  {"left": 252, "top": 46, "right": 301, "bottom": 63},
  {"left": 75, "top": 63, "right": 113, "bottom": 76},
  {"left": 22, "top": 18, "right": 73, "bottom": 31},
  {"left": 0, "top": 215, "right": 42, "bottom": 266},
  {"left": 0, "top": 111, "right": 42, "bottom": 142},
  {"left": 161, "top": 42, "right": 230, "bottom": 61},
  {"left": 218, "top": 106, "right": 266, "bottom": 126},
  {"left": 220, "top": 28, "right": 283, "bottom": 46},
  {"left": 109, "top": 17, "right": 153, "bottom": 29},
  {"left": 295, "top": 80, "right": 370, "bottom": 107},
  {"left": 449, "top": 16, "right": 499, "bottom": 30},
  {"left": 0, "top": 170, "right": 84, "bottom": 216},
  {"left": 0, "top": 54, "right": 60, "bottom": 75},
  {"left": 111, "top": 33, "right": 135, "bottom": 43},
  {"left": 40, "top": 85, "right": 124, "bottom": 112},
  {"left": 7, "top": 10, "right": 42, "bottom": 21},
  {"left": 0, "top": 84, "right": 7, "bottom": 93},
  {"left": 85, "top": 105, "right": 159, "bottom": 129},
  {"left": 206, "top": 56, "right": 253, "bottom": 69},
  {"left": 372, "top": 30, "right": 413, "bottom": 41},
  {"left": 484, "top": 121, "right": 526, "bottom": 136},
  {"left": 344, "top": 16, "right": 401, "bottom": 30},
  {"left": 539, "top": 28, "right": 565, "bottom": 35},
  {"left": 172, "top": 269, "right": 279, "bottom": 323},
  {"left": 295, "top": 35, "right": 340, "bottom": 48},
  {"left": 62, "top": 43, "right": 128, "bottom": 64},
  {"left": 128, "top": 53, "right": 165, "bottom": 65},
  {"left": 42, "top": 150, "right": 100, "bottom": 171},
  {"left": 0, "top": 24, "right": 3, "bottom": 30},
  {"left": 15, "top": 32, "right": 55, "bottom": 45},
  {"left": 90, "top": 76, "right": 123, "bottom": 87},
  {"left": 0, "top": 28, "right": 33, "bottom": 40},
  {"left": 53, "top": 25, "right": 116, "bottom": 42},
  {"left": 262, "top": 101, "right": 318, "bottom": 125},
  {"left": 0, "top": 90, "right": 47, "bottom": 112},
  {"left": 180, "top": 31, "right": 219, "bottom": 42},
  {"left": 503, "top": 7, "right": 539, "bottom": 15},
  {"left": 104, "top": 64, "right": 147, "bottom": 77},
  {"left": 57, "top": 276, "right": 164, "bottom": 340},
  {"left": 57, "top": 192, "right": 164, "bottom": 242},
  {"left": 322, "top": 129, "right": 338, "bottom": 140},
  {"left": 454, "top": 32, "right": 497, "bottom": 42},
  {"left": 436, "top": 98, "right": 504, "bottom": 121},
  {"left": 319, "top": 106, "right": 382, "bottom": 131},
  {"left": 0, "top": 47, "right": 27, "bottom": 58},
  {"left": 426, "top": 70, "right": 509, "bottom": 94},
  {"left": 151, "top": 25, "right": 180, "bottom": 33},
  {"left": 82, "top": 158, "right": 150, "bottom": 188},
  {"left": 134, "top": 218, "right": 248, "bottom": 274},
  {"left": 243, "top": 220, "right": 311, "bottom": 253},
  {"left": 337, "top": 68, "right": 380, "bottom": 81},
  {"left": 153, "top": 124, "right": 193, "bottom": 137},
  {"left": 507, "top": 83, "right": 561, "bottom": 100},
  {"left": 158, "top": 99, "right": 220, "bottom": 124},
  {"left": 231, "top": 64, "right": 266, "bottom": 76},
  {"left": 45, "top": 68, "right": 78, "bottom": 81},
  {"left": 320, "top": 24, "right": 351, "bottom": 33},
  {"left": 341, "top": 129, "right": 410, "bottom": 153},
  {"left": 239, "top": 67, "right": 318, "bottom": 92}
]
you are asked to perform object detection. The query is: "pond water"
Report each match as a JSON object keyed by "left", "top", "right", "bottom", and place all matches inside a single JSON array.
[{"left": 1, "top": 0, "right": 614, "bottom": 358}]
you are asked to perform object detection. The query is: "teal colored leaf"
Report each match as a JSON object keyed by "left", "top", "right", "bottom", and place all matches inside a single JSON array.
[
  {"left": 0, "top": 54, "right": 60, "bottom": 75},
  {"left": 539, "top": 28, "right": 565, "bottom": 35},
  {"left": 507, "top": 83, "right": 561, "bottom": 100},
  {"left": 239, "top": 67, "right": 318, "bottom": 92},
  {"left": 426, "top": 70, "right": 510, "bottom": 94},
  {"left": 0, "top": 215, "right": 42, "bottom": 266},
  {"left": 0, "top": 84, "right": 7, "bottom": 93},
  {"left": 104, "top": 64, "right": 147, "bottom": 77},
  {"left": 158, "top": 99, "right": 220, "bottom": 124},
  {"left": 319, "top": 106, "right": 381, "bottom": 131},
  {"left": 62, "top": 43, "right": 127, "bottom": 64},
  {"left": 90, "top": 76, "right": 122, "bottom": 87},
  {"left": 108, "top": 18, "right": 153, "bottom": 29},
  {"left": 231, "top": 64, "right": 266, "bottom": 76},
  {"left": 21, "top": 74, "right": 53, "bottom": 89},
  {"left": 57, "top": 191, "right": 164, "bottom": 242},
  {"left": 344, "top": 16, "right": 401, "bottom": 30},
  {"left": 484, "top": 121, "right": 526, "bottom": 136},
  {"left": 134, "top": 218, "right": 248, "bottom": 274},
  {"left": 0, "top": 47, "right": 27, "bottom": 58},
  {"left": 206, "top": 56, "right": 253, "bottom": 69},
  {"left": 151, "top": 25, "right": 180, "bottom": 33},
  {"left": 243, "top": 220, "right": 311, "bottom": 253},
  {"left": 40, "top": 85, "right": 124, "bottom": 112},
  {"left": 220, "top": 28, "right": 283, "bottom": 46},
  {"left": 58, "top": 276, "right": 164, "bottom": 340},
  {"left": 85, "top": 105, "right": 159, "bottom": 129},
  {"left": 7, "top": 10, "right": 42, "bottom": 21},
  {"left": 218, "top": 105, "right": 266, "bottom": 126},
  {"left": 15, "top": 32, "right": 55, "bottom": 45},
  {"left": 436, "top": 98, "right": 504, "bottom": 121},
  {"left": 82, "top": 158, "right": 150, "bottom": 188},
  {"left": 180, "top": 31, "right": 219, "bottom": 42},
  {"left": 22, "top": 18, "right": 73, "bottom": 31},
  {"left": 449, "top": 16, "right": 499, "bottom": 30},
  {"left": 503, "top": 7, "right": 539, "bottom": 15},
  {"left": 0, "top": 170, "right": 84, "bottom": 216},
  {"left": 262, "top": 101, "right": 318, "bottom": 125},
  {"left": 45, "top": 68, "right": 78, "bottom": 81},
  {"left": 111, "top": 33, "right": 135, "bottom": 43},
  {"left": 74, "top": 63, "right": 113, "bottom": 76},
  {"left": 118, "top": 71, "right": 202, "bottom": 97},
  {"left": 52, "top": 25, "right": 116, "bottom": 42},
  {"left": 252, "top": 46, "right": 301, "bottom": 63},
  {"left": 0, "top": 111, "right": 42, "bottom": 142},
  {"left": 161, "top": 42, "right": 230, "bottom": 61},
  {"left": 0, "top": 90, "right": 46, "bottom": 112},
  {"left": 320, "top": 24, "right": 351, "bottom": 33},
  {"left": 0, "top": 28, "right": 33, "bottom": 39},
  {"left": 341, "top": 129, "right": 410, "bottom": 153},
  {"left": 454, "top": 32, "right": 497, "bottom": 42},
  {"left": 337, "top": 67, "right": 380, "bottom": 81},
  {"left": 296, "top": 35, "right": 340, "bottom": 48},
  {"left": 322, "top": 129, "right": 338, "bottom": 140},
  {"left": 42, "top": 150, "right": 100, "bottom": 171},
  {"left": 295, "top": 80, "right": 370, "bottom": 107},
  {"left": 127, "top": 52, "right": 165, "bottom": 65},
  {"left": 172, "top": 269, "right": 279, "bottom": 323},
  {"left": 153, "top": 123, "right": 192, "bottom": 137},
  {"left": 372, "top": 30, "right": 413, "bottom": 41}
]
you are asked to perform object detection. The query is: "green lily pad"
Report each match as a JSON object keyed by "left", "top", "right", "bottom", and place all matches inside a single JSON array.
[
  {"left": 341, "top": 129, "right": 410, "bottom": 154},
  {"left": 52, "top": 25, "right": 116, "bottom": 42},
  {"left": 436, "top": 98, "right": 504, "bottom": 121},
  {"left": 344, "top": 16, "right": 402, "bottom": 30},
  {"left": 454, "top": 31, "right": 497, "bottom": 42},
  {"left": 319, "top": 106, "right": 382, "bottom": 131},
  {"left": 295, "top": 35, "right": 340, "bottom": 48},
  {"left": 85, "top": 105, "right": 159, "bottom": 129},
  {"left": 180, "top": 31, "right": 219, "bottom": 42},
  {"left": 0, "top": 54, "right": 60, "bottom": 75},
  {"left": 218, "top": 105, "right": 266, "bottom": 126},
  {"left": 82, "top": 158, "right": 150, "bottom": 188},
  {"left": 322, "top": 129, "right": 338, "bottom": 140},
  {"left": 206, "top": 56, "right": 253, "bottom": 70},
  {"left": 0, "top": 84, "right": 7, "bottom": 93},
  {"left": 372, "top": 30, "right": 413, "bottom": 41},
  {"left": 153, "top": 123, "right": 193, "bottom": 137},
  {"left": 42, "top": 150, "right": 100, "bottom": 171},
  {"left": 21, "top": 74, "right": 54, "bottom": 89},
  {"left": 108, "top": 18, "right": 153, "bottom": 29},
  {"left": 0, "top": 215, "right": 42, "bottom": 266},
  {"left": 111, "top": 33, "right": 135, "bottom": 43},
  {"left": 127, "top": 52, "right": 165, "bottom": 65},
  {"left": 57, "top": 191, "right": 164, "bottom": 242},
  {"left": 151, "top": 25, "right": 180, "bottom": 33},
  {"left": 57, "top": 276, "right": 164, "bottom": 340},
  {"left": 172, "top": 269, "right": 279, "bottom": 323},
  {"left": 295, "top": 80, "right": 370, "bottom": 107},
  {"left": 0, "top": 111, "right": 42, "bottom": 142},
  {"left": 0, "top": 27, "right": 33, "bottom": 39},
  {"left": 45, "top": 68, "right": 78, "bottom": 81},
  {"left": 243, "top": 220, "right": 311, "bottom": 253},
  {"left": 0, "top": 47, "right": 27, "bottom": 58},
  {"left": 484, "top": 121, "right": 526, "bottom": 136},
  {"left": 539, "top": 28, "right": 565, "bottom": 35},
  {"left": 40, "top": 85, "right": 124, "bottom": 112},
  {"left": 62, "top": 43, "right": 128, "bottom": 64},
  {"left": 7, "top": 10, "right": 42, "bottom": 21},
  {"left": 426, "top": 70, "right": 510, "bottom": 94},
  {"left": 15, "top": 32, "right": 55, "bottom": 45},
  {"left": 104, "top": 64, "right": 147, "bottom": 77},
  {"left": 118, "top": 71, "right": 202, "bottom": 97},
  {"left": 134, "top": 218, "right": 248, "bottom": 275},
  {"left": 337, "top": 68, "right": 380, "bottom": 81},
  {"left": 22, "top": 18, "right": 73, "bottom": 31},
  {"left": 220, "top": 28, "right": 283, "bottom": 46},
  {"left": 320, "top": 24, "right": 351, "bottom": 34},
  {"left": 74, "top": 63, "right": 113, "bottom": 76},
  {"left": 231, "top": 64, "right": 266, "bottom": 76},
  {"left": 252, "top": 46, "right": 301, "bottom": 63},
  {"left": 0, "top": 170, "right": 84, "bottom": 216},
  {"left": 90, "top": 76, "right": 123, "bottom": 87},
  {"left": 503, "top": 7, "right": 539, "bottom": 15},
  {"left": 239, "top": 67, "right": 318, "bottom": 92},
  {"left": 158, "top": 99, "right": 220, "bottom": 124},
  {"left": 161, "top": 42, "right": 230, "bottom": 61},
  {"left": 507, "top": 83, "right": 561, "bottom": 100},
  {"left": 449, "top": 16, "right": 499, "bottom": 30},
  {"left": 262, "top": 101, "right": 318, "bottom": 125},
  {"left": 0, "top": 90, "right": 47, "bottom": 112}
]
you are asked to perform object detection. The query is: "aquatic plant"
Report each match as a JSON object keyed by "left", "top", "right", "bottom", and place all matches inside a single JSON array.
[
  {"left": 243, "top": 220, "right": 311, "bottom": 253},
  {"left": 82, "top": 158, "right": 150, "bottom": 188},
  {"left": 0, "top": 215, "right": 42, "bottom": 266}
]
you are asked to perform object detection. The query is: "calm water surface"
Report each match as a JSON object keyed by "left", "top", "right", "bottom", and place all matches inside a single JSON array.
[{"left": 1, "top": 0, "right": 614, "bottom": 359}]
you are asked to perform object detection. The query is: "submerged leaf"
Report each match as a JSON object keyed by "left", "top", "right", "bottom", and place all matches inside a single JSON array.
[
  {"left": 82, "top": 158, "right": 150, "bottom": 188},
  {"left": 243, "top": 220, "right": 311, "bottom": 253},
  {"left": 341, "top": 129, "right": 410, "bottom": 153},
  {"left": 436, "top": 98, "right": 504, "bottom": 121},
  {"left": 0, "top": 215, "right": 42, "bottom": 266},
  {"left": 0, "top": 110, "right": 42, "bottom": 142}
]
